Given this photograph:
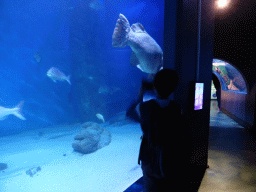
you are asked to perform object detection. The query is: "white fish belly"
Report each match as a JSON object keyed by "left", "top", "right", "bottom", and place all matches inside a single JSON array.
[
  {"left": 128, "top": 32, "right": 163, "bottom": 74},
  {"left": 139, "top": 56, "right": 162, "bottom": 74}
]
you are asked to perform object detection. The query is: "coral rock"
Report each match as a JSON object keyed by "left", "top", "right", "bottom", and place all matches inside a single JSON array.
[{"left": 72, "top": 122, "right": 111, "bottom": 154}]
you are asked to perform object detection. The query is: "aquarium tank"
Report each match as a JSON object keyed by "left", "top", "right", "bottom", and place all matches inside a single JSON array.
[
  {"left": 0, "top": 0, "right": 164, "bottom": 191},
  {"left": 211, "top": 59, "right": 247, "bottom": 99}
]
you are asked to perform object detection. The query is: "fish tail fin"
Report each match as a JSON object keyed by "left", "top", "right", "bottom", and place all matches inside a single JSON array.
[
  {"left": 112, "top": 13, "right": 130, "bottom": 47},
  {"left": 13, "top": 101, "right": 26, "bottom": 120},
  {"left": 66, "top": 75, "right": 71, "bottom": 85}
]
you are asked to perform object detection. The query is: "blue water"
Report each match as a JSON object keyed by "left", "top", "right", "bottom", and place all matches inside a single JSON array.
[{"left": 0, "top": 0, "right": 164, "bottom": 136}]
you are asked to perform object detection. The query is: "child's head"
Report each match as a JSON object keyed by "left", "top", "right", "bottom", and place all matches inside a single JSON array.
[{"left": 153, "top": 69, "right": 179, "bottom": 99}]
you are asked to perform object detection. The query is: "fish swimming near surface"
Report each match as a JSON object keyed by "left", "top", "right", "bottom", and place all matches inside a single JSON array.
[
  {"left": 47, "top": 67, "right": 71, "bottom": 85},
  {"left": 96, "top": 113, "right": 105, "bottom": 123},
  {"left": 112, "top": 13, "right": 163, "bottom": 74},
  {"left": 0, "top": 101, "right": 26, "bottom": 121}
]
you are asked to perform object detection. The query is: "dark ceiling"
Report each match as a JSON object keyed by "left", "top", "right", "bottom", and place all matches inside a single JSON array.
[{"left": 213, "top": 0, "right": 256, "bottom": 90}]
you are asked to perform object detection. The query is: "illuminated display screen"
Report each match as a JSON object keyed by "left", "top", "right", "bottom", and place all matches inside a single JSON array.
[{"left": 194, "top": 83, "right": 204, "bottom": 110}]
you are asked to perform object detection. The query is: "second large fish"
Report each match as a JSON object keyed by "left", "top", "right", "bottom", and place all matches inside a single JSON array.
[{"left": 112, "top": 13, "right": 163, "bottom": 74}]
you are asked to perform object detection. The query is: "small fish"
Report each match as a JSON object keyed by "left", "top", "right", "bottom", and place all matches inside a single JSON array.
[
  {"left": 34, "top": 53, "right": 41, "bottom": 63},
  {"left": 96, "top": 113, "right": 105, "bottom": 123},
  {"left": 129, "top": 165, "right": 140, "bottom": 172},
  {"left": 47, "top": 67, "right": 71, "bottom": 85},
  {"left": 0, "top": 101, "right": 26, "bottom": 121},
  {"left": 112, "top": 14, "right": 163, "bottom": 74},
  {"left": 89, "top": 0, "right": 104, "bottom": 11},
  {"left": 98, "top": 86, "right": 109, "bottom": 94},
  {"left": 98, "top": 86, "right": 121, "bottom": 95}
]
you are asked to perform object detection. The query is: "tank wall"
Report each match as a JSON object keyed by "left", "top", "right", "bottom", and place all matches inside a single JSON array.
[
  {"left": 221, "top": 90, "right": 253, "bottom": 127},
  {"left": 212, "top": 60, "right": 253, "bottom": 128}
]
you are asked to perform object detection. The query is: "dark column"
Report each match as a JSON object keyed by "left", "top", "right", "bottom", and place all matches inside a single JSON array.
[{"left": 164, "top": 0, "right": 215, "bottom": 190}]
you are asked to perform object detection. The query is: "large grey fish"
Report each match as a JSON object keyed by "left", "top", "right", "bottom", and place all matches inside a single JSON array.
[
  {"left": 0, "top": 101, "right": 26, "bottom": 121},
  {"left": 112, "top": 13, "right": 163, "bottom": 74}
]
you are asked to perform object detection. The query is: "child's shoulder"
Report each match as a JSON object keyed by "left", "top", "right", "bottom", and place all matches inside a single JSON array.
[
  {"left": 142, "top": 99, "right": 159, "bottom": 106},
  {"left": 140, "top": 99, "right": 158, "bottom": 110}
]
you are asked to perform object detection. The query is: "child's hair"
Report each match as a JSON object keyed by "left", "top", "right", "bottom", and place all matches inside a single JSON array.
[{"left": 153, "top": 69, "right": 179, "bottom": 99}]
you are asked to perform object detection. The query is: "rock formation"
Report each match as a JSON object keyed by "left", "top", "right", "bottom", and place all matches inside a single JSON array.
[
  {"left": 72, "top": 122, "right": 111, "bottom": 154},
  {"left": 26, "top": 166, "right": 41, "bottom": 177}
]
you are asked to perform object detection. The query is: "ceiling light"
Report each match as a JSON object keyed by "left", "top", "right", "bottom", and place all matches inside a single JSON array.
[{"left": 216, "top": 0, "right": 229, "bottom": 8}]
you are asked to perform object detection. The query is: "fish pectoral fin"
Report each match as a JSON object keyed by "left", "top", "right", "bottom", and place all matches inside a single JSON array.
[
  {"left": 131, "top": 23, "right": 145, "bottom": 33},
  {"left": 137, "top": 23, "right": 145, "bottom": 31},
  {"left": 130, "top": 51, "right": 140, "bottom": 66}
]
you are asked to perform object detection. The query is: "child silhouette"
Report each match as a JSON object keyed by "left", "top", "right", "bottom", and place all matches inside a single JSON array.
[{"left": 126, "top": 69, "right": 191, "bottom": 192}]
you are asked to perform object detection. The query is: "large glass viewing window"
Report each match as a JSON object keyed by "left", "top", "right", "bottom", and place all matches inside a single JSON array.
[
  {"left": 211, "top": 59, "right": 247, "bottom": 99},
  {"left": 0, "top": 0, "right": 164, "bottom": 191}
]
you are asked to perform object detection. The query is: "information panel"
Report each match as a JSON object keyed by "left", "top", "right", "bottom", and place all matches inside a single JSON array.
[{"left": 194, "top": 83, "right": 204, "bottom": 110}]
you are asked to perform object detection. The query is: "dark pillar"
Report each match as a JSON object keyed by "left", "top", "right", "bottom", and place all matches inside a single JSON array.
[{"left": 164, "top": 0, "right": 215, "bottom": 190}]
